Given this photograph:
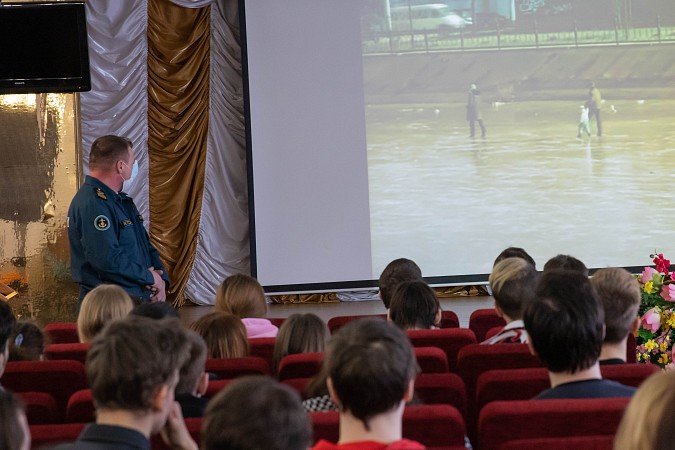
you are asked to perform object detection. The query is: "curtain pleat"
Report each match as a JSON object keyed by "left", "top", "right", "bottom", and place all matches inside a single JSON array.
[
  {"left": 147, "top": 0, "right": 210, "bottom": 305},
  {"left": 81, "top": 0, "right": 150, "bottom": 220},
  {"left": 184, "top": 0, "right": 249, "bottom": 305}
]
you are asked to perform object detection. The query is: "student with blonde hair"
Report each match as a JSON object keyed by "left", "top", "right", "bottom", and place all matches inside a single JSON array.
[
  {"left": 77, "top": 284, "right": 134, "bottom": 343},
  {"left": 273, "top": 313, "right": 329, "bottom": 372},
  {"left": 614, "top": 370, "right": 675, "bottom": 450},
  {"left": 189, "top": 312, "right": 250, "bottom": 359},
  {"left": 215, "top": 273, "right": 278, "bottom": 338}
]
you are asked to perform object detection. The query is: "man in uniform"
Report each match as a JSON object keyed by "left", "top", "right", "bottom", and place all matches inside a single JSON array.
[
  {"left": 466, "top": 83, "right": 486, "bottom": 139},
  {"left": 68, "top": 135, "right": 168, "bottom": 308}
]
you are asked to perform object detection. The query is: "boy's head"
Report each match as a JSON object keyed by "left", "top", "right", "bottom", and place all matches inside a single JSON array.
[
  {"left": 176, "top": 330, "right": 209, "bottom": 397},
  {"left": 9, "top": 320, "right": 47, "bottom": 362},
  {"left": 0, "top": 302, "right": 17, "bottom": 376},
  {"left": 543, "top": 254, "right": 589, "bottom": 276},
  {"left": 326, "top": 318, "right": 418, "bottom": 430},
  {"left": 202, "top": 376, "right": 312, "bottom": 450},
  {"left": 489, "top": 257, "right": 539, "bottom": 321},
  {"left": 86, "top": 316, "right": 190, "bottom": 432},
  {"left": 493, "top": 247, "right": 536, "bottom": 268},
  {"left": 378, "top": 258, "right": 422, "bottom": 309},
  {"left": 591, "top": 268, "right": 641, "bottom": 344},
  {"left": 388, "top": 280, "right": 441, "bottom": 330},
  {"left": 524, "top": 270, "right": 604, "bottom": 374}
]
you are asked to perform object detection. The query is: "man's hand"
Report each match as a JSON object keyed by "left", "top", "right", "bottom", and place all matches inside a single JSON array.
[
  {"left": 159, "top": 402, "right": 198, "bottom": 450},
  {"left": 147, "top": 267, "right": 166, "bottom": 302}
]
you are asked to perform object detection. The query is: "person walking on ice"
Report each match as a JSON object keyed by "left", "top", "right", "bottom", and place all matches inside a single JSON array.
[
  {"left": 466, "top": 83, "right": 486, "bottom": 139},
  {"left": 577, "top": 101, "right": 591, "bottom": 138}
]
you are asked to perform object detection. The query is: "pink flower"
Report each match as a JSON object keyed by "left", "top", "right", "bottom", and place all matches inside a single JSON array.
[
  {"left": 662, "top": 284, "right": 675, "bottom": 302},
  {"left": 642, "top": 308, "right": 661, "bottom": 333},
  {"left": 640, "top": 267, "right": 659, "bottom": 283}
]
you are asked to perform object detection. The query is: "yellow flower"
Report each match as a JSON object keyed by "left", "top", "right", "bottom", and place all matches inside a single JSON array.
[
  {"left": 659, "top": 353, "right": 670, "bottom": 365},
  {"left": 660, "top": 341, "right": 670, "bottom": 352},
  {"left": 667, "top": 314, "right": 675, "bottom": 328},
  {"left": 645, "top": 281, "right": 657, "bottom": 294},
  {"left": 645, "top": 340, "right": 658, "bottom": 351}
]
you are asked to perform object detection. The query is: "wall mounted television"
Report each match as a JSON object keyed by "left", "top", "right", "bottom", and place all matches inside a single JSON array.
[{"left": 0, "top": 1, "right": 91, "bottom": 94}]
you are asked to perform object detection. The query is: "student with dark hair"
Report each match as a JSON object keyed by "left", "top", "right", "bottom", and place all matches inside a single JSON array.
[
  {"left": 378, "top": 258, "right": 422, "bottom": 309},
  {"left": 202, "top": 376, "right": 312, "bottom": 450},
  {"left": 493, "top": 246, "right": 536, "bottom": 268},
  {"left": 312, "top": 318, "right": 424, "bottom": 449},
  {"left": 482, "top": 257, "right": 538, "bottom": 344},
  {"left": 591, "top": 268, "right": 641, "bottom": 364},
  {"left": 0, "top": 301, "right": 17, "bottom": 381},
  {"left": 53, "top": 316, "right": 197, "bottom": 450},
  {"left": 388, "top": 280, "right": 441, "bottom": 330},
  {"left": 130, "top": 301, "right": 180, "bottom": 320},
  {"left": 9, "top": 320, "right": 48, "bottom": 361},
  {"left": 524, "top": 270, "right": 635, "bottom": 399},
  {"left": 0, "top": 390, "right": 30, "bottom": 450},
  {"left": 273, "top": 313, "right": 329, "bottom": 372},
  {"left": 543, "top": 254, "right": 588, "bottom": 276},
  {"left": 175, "top": 330, "right": 209, "bottom": 418}
]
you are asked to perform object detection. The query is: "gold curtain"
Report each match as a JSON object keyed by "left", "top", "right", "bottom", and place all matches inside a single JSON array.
[{"left": 147, "top": 0, "right": 210, "bottom": 306}]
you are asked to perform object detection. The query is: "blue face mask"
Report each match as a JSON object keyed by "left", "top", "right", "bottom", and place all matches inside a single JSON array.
[{"left": 121, "top": 160, "right": 139, "bottom": 189}]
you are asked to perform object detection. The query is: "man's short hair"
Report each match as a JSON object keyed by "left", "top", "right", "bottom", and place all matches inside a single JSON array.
[
  {"left": 543, "top": 254, "right": 588, "bottom": 276},
  {"left": 493, "top": 247, "right": 536, "bottom": 268},
  {"left": 176, "top": 330, "right": 207, "bottom": 395},
  {"left": 591, "top": 268, "right": 641, "bottom": 343},
  {"left": 89, "top": 135, "right": 132, "bottom": 171},
  {"left": 389, "top": 280, "right": 440, "bottom": 330},
  {"left": 86, "top": 316, "right": 190, "bottom": 411},
  {"left": 327, "top": 318, "right": 418, "bottom": 429},
  {"left": 202, "top": 376, "right": 312, "bottom": 450},
  {"left": 489, "top": 257, "right": 539, "bottom": 319},
  {"left": 524, "top": 270, "right": 604, "bottom": 373},
  {"left": 378, "top": 258, "right": 422, "bottom": 309},
  {"left": 130, "top": 302, "right": 180, "bottom": 320},
  {"left": 0, "top": 301, "right": 16, "bottom": 353}
]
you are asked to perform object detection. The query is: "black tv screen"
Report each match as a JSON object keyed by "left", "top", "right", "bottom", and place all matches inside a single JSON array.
[{"left": 0, "top": 2, "right": 91, "bottom": 94}]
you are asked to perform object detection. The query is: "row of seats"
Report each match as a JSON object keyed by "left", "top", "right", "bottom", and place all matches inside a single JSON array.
[{"left": 29, "top": 398, "right": 630, "bottom": 450}]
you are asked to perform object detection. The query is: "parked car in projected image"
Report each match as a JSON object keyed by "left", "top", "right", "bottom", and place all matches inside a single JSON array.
[{"left": 391, "top": 4, "right": 469, "bottom": 33}]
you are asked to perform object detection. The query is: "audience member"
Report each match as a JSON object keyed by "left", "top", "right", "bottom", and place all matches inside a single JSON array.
[
  {"left": 591, "top": 268, "right": 641, "bottom": 365},
  {"left": 9, "top": 320, "right": 47, "bottom": 361},
  {"left": 482, "top": 257, "right": 538, "bottom": 344},
  {"left": 378, "top": 258, "right": 422, "bottom": 309},
  {"left": 53, "top": 316, "right": 197, "bottom": 450},
  {"left": 273, "top": 313, "right": 329, "bottom": 372},
  {"left": 0, "top": 301, "right": 17, "bottom": 380},
  {"left": 493, "top": 246, "right": 536, "bottom": 268},
  {"left": 0, "top": 390, "right": 30, "bottom": 450},
  {"left": 202, "top": 376, "right": 312, "bottom": 450},
  {"left": 189, "top": 312, "right": 250, "bottom": 359},
  {"left": 175, "top": 330, "right": 209, "bottom": 418},
  {"left": 614, "top": 370, "right": 675, "bottom": 450},
  {"left": 312, "top": 318, "right": 423, "bottom": 449},
  {"left": 543, "top": 254, "right": 589, "bottom": 276},
  {"left": 130, "top": 301, "right": 180, "bottom": 320},
  {"left": 388, "top": 280, "right": 441, "bottom": 330},
  {"left": 524, "top": 270, "right": 635, "bottom": 399},
  {"left": 215, "top": 273, "right": 278, "bottom": 338},
  {"left": 303, "top": 368, "right": 338, "bottom": 413},
  {"left": 77, "top": 283, "right": 134, "bottom": 342}
]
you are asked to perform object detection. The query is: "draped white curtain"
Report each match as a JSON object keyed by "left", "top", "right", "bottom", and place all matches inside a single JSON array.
[{"left": 81, "top": 0, "right": 248, "bottom": 305}]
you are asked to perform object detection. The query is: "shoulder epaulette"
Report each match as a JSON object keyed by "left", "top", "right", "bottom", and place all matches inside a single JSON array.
[{"left": 94, "top": 187, "right": 107, "bottom": 200}]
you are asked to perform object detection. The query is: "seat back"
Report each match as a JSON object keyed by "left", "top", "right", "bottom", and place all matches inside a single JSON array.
[
  {"left": 327, "top": 314, "right": 386, "bottom": 334},
  {"left": 278, "top": 352, "right": 324, "bottom": 381},
  {"left": 484, "top": 326, "right": 503, "bottom": 340},
  {"left": 44, "top": 322, "right": 79, "bottom": 344},
  {"left": 468, "top": 309, "right": 505, "bottom": 342},
  {"left": 44, "top": 342, "right": 90, "bottom": 363},
  {"left": 30, "top": 423, "right": 86, "bottom": 448},
  {"left": 18, "top": 392, "right": 58, "bottom": 425},
  {"left": 414, "top": 373, "right": 467, "bottom": 417},
  {"left": 249, "top": 337, "right": 276, "bottom": 368},
  {"left": 204, "top": 356, "right": 270, "bottom": 379},
  {"left": 601, "top": 363, "right": 660, "bottom": 387},
  {"left": 1, "top": 360, "right": 87, "bottom": 415},
  {"left": 478, "top": 398, "right": 630, "bottom": 450},
  {"left": 280, "top": 378, "right": 312, "bottom": 398},
  {"left": 625, "top": 333, "right": 637, "bottom": 363},
  {"left": 499, "top": 435, "right": 615, "bottom": 450},
  {"left": 414, "top": 346, "right": 449, "bottom": 373},
  {"left": 407, "top": 328, "right": 477, "bottom": 369},
  {"left": 439, "top": 310, "right": 460, "bottom": 329},
  {"left": 66, "top": 389, "right": 95, "bottom": 423},
  {"left": 205, "top": 379, "right": 234, "bottom": 398}
]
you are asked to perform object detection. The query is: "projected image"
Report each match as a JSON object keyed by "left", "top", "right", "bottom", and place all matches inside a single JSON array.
[{"left": 361, "top": 0, "right": 675, "bottom": 277}]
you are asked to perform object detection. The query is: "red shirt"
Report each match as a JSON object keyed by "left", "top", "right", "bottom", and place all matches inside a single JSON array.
[{"left": 312, "top": 439, "right": 425, "bottom": 449}]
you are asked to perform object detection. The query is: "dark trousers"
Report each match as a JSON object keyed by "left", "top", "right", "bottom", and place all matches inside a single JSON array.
[
  {"left": 589, "top": 108, "right": 602, "bottom": 136},
  {"left": 470, "top": 119, "right": 486, "bottom": 138}
]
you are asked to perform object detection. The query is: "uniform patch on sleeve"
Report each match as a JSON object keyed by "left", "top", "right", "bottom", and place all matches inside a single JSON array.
[{"left": 94, "top": 215, "right": 110, "bottom": 231}]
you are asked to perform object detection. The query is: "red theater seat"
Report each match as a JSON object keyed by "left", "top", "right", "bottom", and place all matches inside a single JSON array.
[
  {"left": 281, "top": 378, "right": 312, "bottom": 398},
  {"left": 414, "top": 372, "right": 467, "bottom": 417},
  {"left": 44, "top": 322, "right": 79, "bottom": 344},
  {"left": 269, "top": 317, "right": 286, "bottom": 328},
  {"left": 468, "top": 309, "right": 506, "bottom": 343},
  {"left": 205, "top": 379, "right": 233, "bottom": 398},
  {"left": 477, "top": 398, "right": 631, "bottom": 450},
  {"left": 278, "top": 352, "right": 324, "bottom": 380},
  {"left": 205, "top": 356, "right": 270, "bottom": 379},
  {"left": 249, "top": 337, "right": 276, "bottom": 368},
  {"left": 414, "top": 346, "right": 449, "bottom": 373},
  {"left": 18, "top": 392, "right": 58, "bottom": 425},
  {"left": 484, "top": 326, "right": 503, "bottom": 340},
  {"left": 44, "top": 342, "right": 90, "bottom": 363},
  {"left": 439, "top": 310, "right": 460, "bottom": 329},
  {"left": 327, "top": 314, "right": 387, "bottom": 334},
  {"left": 407, "top": 328, "right": 477, "bottom": 370},
  {"left": 500, "top": 435, "right": 615, "bottom": 450},
  {"left": 31, "top": 423, "right": 86, "bottom": 448},
  {"left": 66, "top": 389, "right": 95, "bottom": 423}
]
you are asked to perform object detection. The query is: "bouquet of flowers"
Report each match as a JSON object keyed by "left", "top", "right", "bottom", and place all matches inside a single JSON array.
[{"left": 636, "top": 253, "right": 675, "bottom": 368}]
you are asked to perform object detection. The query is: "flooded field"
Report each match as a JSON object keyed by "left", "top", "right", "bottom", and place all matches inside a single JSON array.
[{"left": 367, "top": 97, "right": 675, "bottom": 277}]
